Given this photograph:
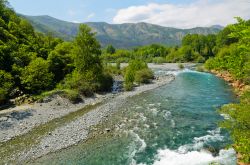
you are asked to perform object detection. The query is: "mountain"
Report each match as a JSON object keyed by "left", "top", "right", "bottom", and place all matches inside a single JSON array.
[{"left": 21, "top": 15, "right": 223, "bottom": 48}]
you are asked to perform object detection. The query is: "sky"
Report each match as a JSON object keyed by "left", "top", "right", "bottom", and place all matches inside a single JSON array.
[{"left": 8, "top": 0, "right": 250, "bottom": 28}]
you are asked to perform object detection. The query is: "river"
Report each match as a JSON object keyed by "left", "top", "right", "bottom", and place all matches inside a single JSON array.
[{"left": 32, "top": 70, "right": 237, "bottom": 165}]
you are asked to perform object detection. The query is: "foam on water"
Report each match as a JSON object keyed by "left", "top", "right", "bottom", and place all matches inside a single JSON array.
[
  {"left": 151, "top": 148, "right": 236, "bottom": 165},
  {"left": 32, "top": 70, "right": 237, "bottom": 165},
  {"left": 128, "top": 130, "right": 147, "bottom": 153},
  {"left": 129, "top": 131, "right": 147, "bottom": 165},
  {"left": 156, "top": 68, "right": 211, "bottom": 77},
  {"left": 163, "top": 111, "right": 172, "bottom": 120},
  {"left": 178, "top": 128, "right": 224, "bottom": 153},
  {"left": 139, "top": 113, "right": 147, "bottom": 121},
  {"left": 148, "top": 128, "right": 236, "bottom": 165},
  {"left": 150, "top": 108, "right": 158, "bottom": 115}
]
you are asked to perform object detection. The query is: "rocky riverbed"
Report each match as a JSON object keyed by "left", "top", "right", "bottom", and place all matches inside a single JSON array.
[{"left": 0, "top": 63, "right": 195, "bottom": 164}]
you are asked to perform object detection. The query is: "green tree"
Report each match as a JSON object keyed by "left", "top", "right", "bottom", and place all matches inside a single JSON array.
[
  {"left": 0, "top": 70, "right": 14, "bottom": 104},
  {"left": 48, "top": 42, "right": 74, "bottom": 82},
  {"left": 63, "top": 24, "right": 113, "bottom": 94},
  {"left": 73, "top": 24, "right": 102, "bottom": 75},
  {"left": 106, "top": 45, "right": 116, "bottom": 54},
  {"left": 20, "top": 58, "right": 54, "bottom": 94}
]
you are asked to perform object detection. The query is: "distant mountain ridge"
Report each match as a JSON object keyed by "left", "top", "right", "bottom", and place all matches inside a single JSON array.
[{"left": 21, "top": 15, "right": 223, "bottom": 48}]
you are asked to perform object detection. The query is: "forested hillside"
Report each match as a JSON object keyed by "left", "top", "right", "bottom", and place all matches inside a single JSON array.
[{"left": 22, "top": 15, "right": 222, "bottom": 48}]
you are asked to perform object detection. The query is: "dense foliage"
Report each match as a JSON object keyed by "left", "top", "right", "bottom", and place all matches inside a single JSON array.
[
  {"left": 0, "top": 1, "right": 112, "bottom": 104},
  {"left": 205, "top": 18, "right": 250, "bottom": 84},
  {"left": 220, "top": 92, "right": 250, "bottom": 163},
  {"left": 204, "top": 18, "right": 250, "bottom": 163},
  {"left": 101, "top": 36, "right": 217, "bottom": 64}
]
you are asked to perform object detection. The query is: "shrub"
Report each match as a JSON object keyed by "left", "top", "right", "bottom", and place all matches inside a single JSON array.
[
  {"left": 62, "top": 89, "right": 82, "bottom": 104},
  {"left": 61, "top": 69, "right": 113, "bottom": 96},
  {"left": 124, "top": 60, "right": 153, "bottom": 90},
  {"left": 196, "top": 65, "right": 205, "bottom": 72},
  {"left": 20, "top": 58, "right": 54, "bottom": 94},
  {"left": 196, "top": 55, "right": 206, "bottom": 63},
  {"left": 0, "top": 70, "right": 14, "bottom": 104},
  {"left": 104, "top": 64, "right": 122, "bottom": 75},
  {"left": 116, "top": 62, "right": 121, "bottom": 70},
  {"left": 0, "top": 88, "right": 8, "bottom": 105},
  {"left": 124, "top": 69, "right": 135, "bottom": 85},
  {"left": 152, "top": 57, "right": 166, "bottom": 64},
  {"left": 219, "top": 90, "right": 250, "bottom": 163},
  {"left": 98, "top": 72, "right": 113, "bottom": 92},
  {"left": 124, "top": 82, "right": 133, "bottom": 91},
  {"left": 204, "top": 58, "right": 215, "bottom": 70},
  {"left": 124, "top": 60, "right": 148, "bottom": 83},
  {"left": 178, "top": 63, "right": 184, "bottom": 69},
  {"left": 135, "top": 68, "right": 154, "bottom": 84},
  {"left": 61, "top": 71, "right": 94, "bottom": 96}
]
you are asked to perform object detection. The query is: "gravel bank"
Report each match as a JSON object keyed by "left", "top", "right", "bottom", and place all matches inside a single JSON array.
[
  {"left": 0, "top": 94, "right": 108, "bottom": 143},
  {"left": 20, "top": 75, "right": 174, "bottom": 163},
  {"left": 0, "top": 63, "right": 195, "bottom": 163}
]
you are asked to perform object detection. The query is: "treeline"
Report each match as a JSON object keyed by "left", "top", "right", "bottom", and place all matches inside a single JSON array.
[
  {"left": 101, "top": 34, "right": 218, "bottom": 63},
  {"left": 204, "top": 18, "right": 250, "bottom": 163},
  {"left": 0, "top": 0, "right": 113, "bottom": 104}
]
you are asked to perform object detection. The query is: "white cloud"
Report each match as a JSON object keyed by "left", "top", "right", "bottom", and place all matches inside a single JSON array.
[
  {"left": 87, "top": 12, "right": 95, "bottom": 19},
  {"left": 113, "top": 0, "right": 250, "bottom": 28},
  {"left": 72, "top": 20, "right": 80, "bottom": 23}
]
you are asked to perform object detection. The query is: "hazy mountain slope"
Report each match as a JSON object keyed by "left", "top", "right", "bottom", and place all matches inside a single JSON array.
[{"left": 22, "top": 15, "right": 223, "bottom": 48}]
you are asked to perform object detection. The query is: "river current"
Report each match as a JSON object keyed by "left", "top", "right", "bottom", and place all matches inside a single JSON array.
[{"left": 33, "top": 70, "right": 237, "bottom": 165}]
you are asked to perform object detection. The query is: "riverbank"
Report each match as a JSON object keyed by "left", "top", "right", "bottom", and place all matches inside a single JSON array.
[
  {"left": 210, "top": 70, "right": 249, "bottom": 95},
  {"left": 209, "top": 69, "right": 250, "bottom": 165},
  {"left": 0, "top": 63, "right": 192, "bottom": 163},
  {"left": 30, "top": 66, "right": 237, "bottom": 165}
]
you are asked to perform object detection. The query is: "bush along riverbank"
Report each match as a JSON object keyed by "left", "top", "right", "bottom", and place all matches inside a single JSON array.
[
  {"left": 209, "top": 70, "right": 250, "bottom": 164},
  {"left": 204, "top": 18, "right": 250, "bottom": 164}
]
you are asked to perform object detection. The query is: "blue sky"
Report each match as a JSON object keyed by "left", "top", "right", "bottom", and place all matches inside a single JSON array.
[{"left": 8, "top": 0, "right": 250, "bottom": 28}]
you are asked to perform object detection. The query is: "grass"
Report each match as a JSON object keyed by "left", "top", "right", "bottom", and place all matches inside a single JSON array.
[
  {"left": 33, "top": 89, "right": 82, "bottom": 104},
  {"left": 196, "top": 65, "right": 205, "bottom": 72},
  {"left": 178, "top": 63, "right": 184, "bottom": 69}
]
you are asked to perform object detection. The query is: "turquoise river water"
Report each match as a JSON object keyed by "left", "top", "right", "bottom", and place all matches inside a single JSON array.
[{"left": 33, "top": 70, "right": 237, "bottom": 165}]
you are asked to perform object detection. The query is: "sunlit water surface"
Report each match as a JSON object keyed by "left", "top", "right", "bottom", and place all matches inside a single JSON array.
[{"left": 33, "top": 71, "right": 237, "bottom": 165}]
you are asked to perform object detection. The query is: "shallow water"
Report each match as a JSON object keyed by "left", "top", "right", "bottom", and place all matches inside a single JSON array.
[{"left": 33, "top": 71, "right": 237, "bottom": 165}]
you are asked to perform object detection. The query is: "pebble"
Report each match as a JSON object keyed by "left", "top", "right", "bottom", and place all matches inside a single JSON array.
[
  {"left": 0, "top": 71, "right": 177, "bottom": 162},
  {"left": 0, "top": 117, "right": 8, "bottom": 122}
]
